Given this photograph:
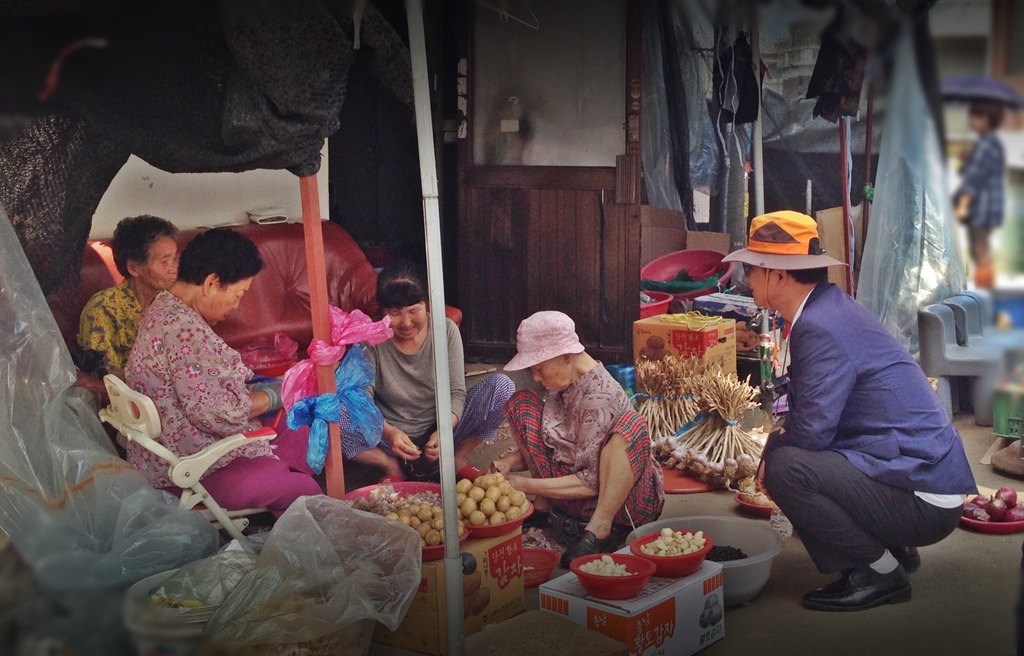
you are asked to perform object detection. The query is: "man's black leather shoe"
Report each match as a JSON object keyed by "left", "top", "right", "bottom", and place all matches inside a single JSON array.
[
  {"left": 802, "top": 565, "right": 912, "bottom": 611},
  {"left": 887, "top": 546, "right": 920, "bottom": 572}
]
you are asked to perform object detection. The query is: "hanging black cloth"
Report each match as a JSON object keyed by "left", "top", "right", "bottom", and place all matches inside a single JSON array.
[
  {"left": 805, "top": 9, "right": 867, "bottom": 122},
  {"left": 713, "top": 32, "right": 760, "bottom": 125}
]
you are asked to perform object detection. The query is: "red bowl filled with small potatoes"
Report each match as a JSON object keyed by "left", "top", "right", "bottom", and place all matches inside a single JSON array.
[
  {"left": 569, "top": 553, "right": 656, "bottom": 600},
  {"left": 630, "top": 529, "right": 713, "bottom": 578}
]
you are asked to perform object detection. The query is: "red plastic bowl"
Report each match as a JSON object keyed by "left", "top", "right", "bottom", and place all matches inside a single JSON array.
[
  {"left": 640, "top": 249, "right": 731, "bottom": 302},
  {"left": 570, "top": 553, "right": 656, "bottom": 600},
  {"left": 466, "top": 502, "right": 534, "bottom": 538},
  {"left": 345, "top": 481, "right": 442, "bottom": 502},
  {"left": 346, "top": 482, "right": 468, "bottom": 559},
  {"left": 640, "top": 291, "right": 673, "bottom": 319},
  {"left": 734, "top": 492, "right": 774, "bottom": 518},
  {"left": 523, "top": 548, "right": 560, "bottom": 588},
  {"left": 629, "top": 531, "right": 714, "bottom": 578}
]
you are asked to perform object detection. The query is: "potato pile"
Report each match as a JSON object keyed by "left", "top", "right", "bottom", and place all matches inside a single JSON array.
[
  {"left": 455, "top": 473, "right": 529, "bottom": 526},
  {"left": 387, "top": 503, "right": 466, "bottom": 548},
  {"left": 641, "top": 528, "right": 707, "bottom": 557},
  {"left": 579, "top": 555, "right": 637, "bottom": 577}
]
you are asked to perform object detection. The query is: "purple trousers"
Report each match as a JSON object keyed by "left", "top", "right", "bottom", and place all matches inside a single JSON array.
[{"left": 159, "top": 420, "right": 322, "bottom": 517}]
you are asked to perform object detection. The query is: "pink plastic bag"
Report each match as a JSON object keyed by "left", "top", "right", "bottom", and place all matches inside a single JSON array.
[
  {"left": 281, "top": 308, "right": 392, "bottom": 410},
  {"left": 238, "top": 332, "right": 299, "bottom": 376}
]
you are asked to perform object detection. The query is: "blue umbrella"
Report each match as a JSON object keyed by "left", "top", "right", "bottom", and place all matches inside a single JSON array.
[{"left": 941, "top": 74, "right": 1024, "bottom": 108}]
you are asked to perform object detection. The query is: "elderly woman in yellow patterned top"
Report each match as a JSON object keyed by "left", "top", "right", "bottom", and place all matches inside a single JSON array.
[{"left": 77, "top": 215, "right": 179, "bottom": 380}]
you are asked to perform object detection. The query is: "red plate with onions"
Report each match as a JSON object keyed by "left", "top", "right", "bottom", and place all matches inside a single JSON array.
[
  {"left": 960, "top": 514, "right": 1024, "bottom": 534},
  {"left": 960, "top": 487, "right": 1024, "bottom": 534}
]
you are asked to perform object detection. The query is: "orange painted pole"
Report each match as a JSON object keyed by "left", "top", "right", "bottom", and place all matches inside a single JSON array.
[{"left": 300, "top": 173, "right": 345, "bottom": 498}]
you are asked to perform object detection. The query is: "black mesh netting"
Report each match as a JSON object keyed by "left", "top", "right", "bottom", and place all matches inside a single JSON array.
[{"left": 0, "top": 0, "right": 412, "bottom": 306}]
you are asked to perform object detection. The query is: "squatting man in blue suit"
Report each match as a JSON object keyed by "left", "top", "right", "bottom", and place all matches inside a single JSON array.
[{"left": 723, "top": 211, "right": 977, "bottom": 612}]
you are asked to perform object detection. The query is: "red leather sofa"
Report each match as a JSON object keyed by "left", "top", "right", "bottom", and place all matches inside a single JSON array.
[{"left": 50, "top": 221, "right": 462, "bottom": 357}]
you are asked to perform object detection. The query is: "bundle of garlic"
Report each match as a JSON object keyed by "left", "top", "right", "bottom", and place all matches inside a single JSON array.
[
  {"left": 635, "top": 356, "right": 711, "bottom": 441},
  {"left": 660, "top": 370, "right": 764, "bottom": 488}
]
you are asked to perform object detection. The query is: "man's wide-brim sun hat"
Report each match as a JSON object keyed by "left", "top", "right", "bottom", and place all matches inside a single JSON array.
[
  {"left": 505, "top": 311, "right": 585, "bottom": 371},
  {"left": 722, "top": 210, "right": 847, "bottom": 271}
]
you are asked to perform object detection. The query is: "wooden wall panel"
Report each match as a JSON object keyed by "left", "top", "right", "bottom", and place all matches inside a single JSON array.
[
  {"left": 574, "top": 191, "right": 600, "bottom": 346},
  {"left": 460, "top": 177, "right": 637, "bottom": 361}
]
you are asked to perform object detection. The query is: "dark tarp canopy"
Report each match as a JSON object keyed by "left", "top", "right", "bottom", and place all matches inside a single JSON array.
[{"left": 0, "top": 0, "right": 412, "bottom": 306}]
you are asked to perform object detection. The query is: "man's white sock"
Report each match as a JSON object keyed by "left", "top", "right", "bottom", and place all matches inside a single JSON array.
[{"left": 869, "top": 550, "right": 899, "bottom": 574}]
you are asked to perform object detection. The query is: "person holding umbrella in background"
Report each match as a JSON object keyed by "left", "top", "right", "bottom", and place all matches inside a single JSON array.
[
  {"left": 954, "top": 100, "right": 1005, "bottom": 289},
  {"left": 943, "top": 75, "right": 1021, "bottom": 289}
]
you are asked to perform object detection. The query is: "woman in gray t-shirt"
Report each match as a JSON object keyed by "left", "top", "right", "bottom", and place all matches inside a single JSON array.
[{"left": 340, "top": 261, "right": 514, "bottom": 482}]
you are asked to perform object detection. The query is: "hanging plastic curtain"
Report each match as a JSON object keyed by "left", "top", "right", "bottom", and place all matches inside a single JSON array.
[
  {"left": 641, "top": 0, "right": 720, "bottom": 219},
  {"left": 857, "top": 23, "right": 966, "bottom": 354},
  {"left": 0, "top": 209, "right": 218, "bottom": 655}
]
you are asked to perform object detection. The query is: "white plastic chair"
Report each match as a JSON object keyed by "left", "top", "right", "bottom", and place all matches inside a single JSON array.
[{"left": 98, "top": 374, "right": 272, "bottom": 549}]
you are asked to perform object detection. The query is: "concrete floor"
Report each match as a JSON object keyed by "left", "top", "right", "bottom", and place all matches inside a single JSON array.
[{"left": 371, "top": 367, "right": 1022, "bottom": 656}]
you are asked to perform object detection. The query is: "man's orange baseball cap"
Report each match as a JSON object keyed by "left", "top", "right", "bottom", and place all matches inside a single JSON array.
[{"left": 722, "top": 210, "right": 846, "bottom": 271}]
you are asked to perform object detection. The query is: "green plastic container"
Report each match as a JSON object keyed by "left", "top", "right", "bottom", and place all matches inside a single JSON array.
[{"left": 994, "top": 385, "right": 1024, "bottom": 440}]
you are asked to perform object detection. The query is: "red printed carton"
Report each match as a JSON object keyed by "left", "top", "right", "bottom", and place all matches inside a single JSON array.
[
  {"left": 539, "top": 552, "right": 724, "bottom": 656},
  {"left": 633, "top": 315, "right": 736, "bottom": 388},
  {"left": 373, "top": 528, "right": 525, "bottom": 655}
]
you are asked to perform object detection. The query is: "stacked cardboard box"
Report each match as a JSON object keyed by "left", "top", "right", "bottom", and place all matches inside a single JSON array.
[{"left": 373, "top": 529, "right": 526, "bottom": 655}]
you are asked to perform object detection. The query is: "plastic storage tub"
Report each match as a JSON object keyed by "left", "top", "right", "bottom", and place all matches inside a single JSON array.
[
  {"left": 640, "top": 249, "right": 731, "bottom": 302},
  {"left": 125, "top": 569, "right": 208, "bottom": 656},
  {"left": 628, "top": 515, "right": 783, "bottom": 607},
  {"left": 640, "top": 291, "right": 673, "bottom": 318}
]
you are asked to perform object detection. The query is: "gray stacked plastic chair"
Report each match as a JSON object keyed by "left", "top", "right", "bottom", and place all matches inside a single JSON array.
[
  {"left": 918, "top": 303, "right": 1003, "bottom": 426},
  {"left": 959, "top": 290, "right": 1024, "bottom": 368},
  {"left": 943, "top": 295, "right": 989, "bottom": 347},
  {"left": 963, "top": 290, "right": 996, "bottom": 333}
]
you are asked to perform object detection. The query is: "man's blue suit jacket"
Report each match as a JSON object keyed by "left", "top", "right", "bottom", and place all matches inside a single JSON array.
[{"left": 766, "top": 283, "right": 977, "bottom": 495}]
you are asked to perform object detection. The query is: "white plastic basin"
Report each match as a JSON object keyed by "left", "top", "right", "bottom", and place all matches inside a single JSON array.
[{"left": 629, "top": 515, "right": 784, "bottom": 607}]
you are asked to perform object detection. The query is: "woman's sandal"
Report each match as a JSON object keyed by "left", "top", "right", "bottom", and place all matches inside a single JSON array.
[
  {"left": 560, "top": 526, "right": 631, "bottom": 568},
  {"left": 522, "top": 510, "right": 550, "bottom": 529}
]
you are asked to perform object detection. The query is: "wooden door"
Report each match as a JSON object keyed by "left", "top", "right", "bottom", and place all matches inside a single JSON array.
[{"left": 456, "top": 0, "right": 642, "bottom": 363}]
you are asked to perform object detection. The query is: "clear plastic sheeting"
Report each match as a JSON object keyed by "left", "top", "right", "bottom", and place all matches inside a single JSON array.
[
  {"left": 641, "top": 0, "right": 720, "bottom": 212},
  {"left": 0, "top": 208, "right": 219, "bottom": 655},
  {"left": 857, "top": 26, "right": 966, "bottom": 354},
  {"left": 202, "top": 496, "right": 421, "bottom": 655}
]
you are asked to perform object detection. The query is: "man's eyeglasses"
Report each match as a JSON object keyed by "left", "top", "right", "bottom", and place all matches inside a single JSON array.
[{"left": 742, "top": 263, "right": 755, "bottom": 277}]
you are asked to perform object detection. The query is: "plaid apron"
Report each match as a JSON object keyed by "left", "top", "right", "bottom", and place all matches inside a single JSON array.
[{"left": 506, "top": 390, "right": 664, "bottom": 530}]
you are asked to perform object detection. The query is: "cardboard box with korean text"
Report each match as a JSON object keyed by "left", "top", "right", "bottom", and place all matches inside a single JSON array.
[
  {"left": 539, "top": 557, "right": 725, "bottom": 656},
  {"left": 372, "top": 529, "right": 525, "bottom": 656},
  {"left": 633, "top": 315, "right": 736, "bottom": 387}
]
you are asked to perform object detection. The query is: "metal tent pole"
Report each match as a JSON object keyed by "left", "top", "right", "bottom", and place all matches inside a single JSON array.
[{"left": 405, "top": 2, "right": 464, "bottom": 655}]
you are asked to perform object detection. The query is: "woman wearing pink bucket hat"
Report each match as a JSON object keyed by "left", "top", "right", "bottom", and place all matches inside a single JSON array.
[{"left": 492, "top": 311, "right": 664, "bottom": 567}]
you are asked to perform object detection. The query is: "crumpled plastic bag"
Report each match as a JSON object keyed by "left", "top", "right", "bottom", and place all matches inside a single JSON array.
[
  {"left": 289, "top": 344, "right": 383, "bottom": 473},
  {"left": 238, "top": 332, "right": 299, "bottom": 373},
  {"left": 200, "top": 496, "right": 421, "bottom": 655},
  {"left": 152, "top": 548, "right": 260, "bottom": 609},
  {"left": 281, "top": 307, "right": 391, "bottom": 411},
  {"left": 0, "top": 208, "right": 219, "bottom": 655}
]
